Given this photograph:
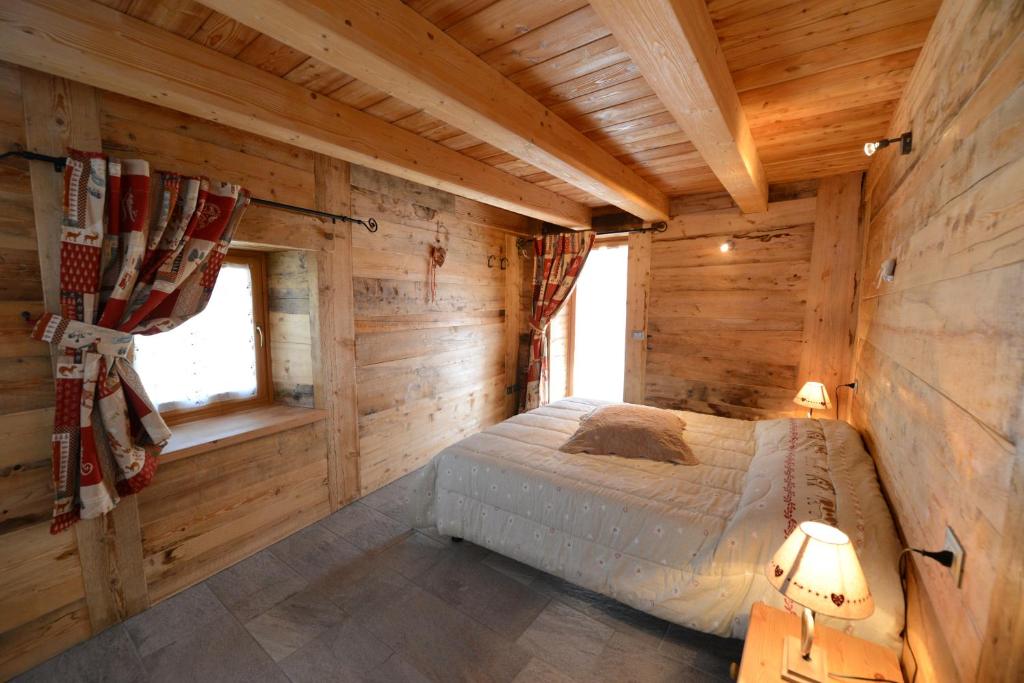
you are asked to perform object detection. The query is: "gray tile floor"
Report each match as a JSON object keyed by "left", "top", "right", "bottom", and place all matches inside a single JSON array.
[{"left": 17, "top": 471, "right": 743, "bottom": 683}]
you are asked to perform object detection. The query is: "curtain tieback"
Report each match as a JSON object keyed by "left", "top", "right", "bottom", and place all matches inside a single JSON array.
[
  {"left": 528, "top": 322, "right": 547, "bottom": 335},
  {"left": 31, "top": 312, "right": 134, "bottom": 358}
]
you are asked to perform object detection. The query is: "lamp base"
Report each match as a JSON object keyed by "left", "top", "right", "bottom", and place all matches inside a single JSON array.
[{"left": 781, "top": 636, "right": 828, "bottom": 683}]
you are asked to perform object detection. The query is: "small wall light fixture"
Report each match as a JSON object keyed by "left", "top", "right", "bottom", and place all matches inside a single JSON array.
[
  {"left": 719, "top": 240, "right": 735, "bottom": 253},
  {"left": 864, "top": 131, "right": 912, "bottom": 157}
]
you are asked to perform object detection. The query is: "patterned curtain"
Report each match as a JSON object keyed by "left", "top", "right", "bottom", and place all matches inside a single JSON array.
[
  {"left": 30, "top": 150, "right": 250, "bottom": 533},
  {"left": 521, "top": 231, "right": 595, "bottom": 411}
]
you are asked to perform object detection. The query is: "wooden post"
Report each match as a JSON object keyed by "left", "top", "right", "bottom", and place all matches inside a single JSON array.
[
  {"left": 503, "top": 234, "right": 522, "bottom": 418},
  {"left": 20, "top": 67, "right": 149, "bottom": 629},
  {"left": 309, "top": 154, "right": 361, "bottom": 506},
  {"left": 976, "top": 436, "right": 1024, "bottom": 682},
  {"left": 623, "top": 231, "right": 652, "bottom": 404},
  {"left": 797, "top": 172, "right": 863, "bottom": 420}
]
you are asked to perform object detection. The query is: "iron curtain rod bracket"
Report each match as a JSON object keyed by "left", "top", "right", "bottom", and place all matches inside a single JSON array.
[
  {"left": 2, "top": 148, "right": 378, "bottom": 233},
  {"left": 0, "top": 148, "right": 67, "bottom": 172}
]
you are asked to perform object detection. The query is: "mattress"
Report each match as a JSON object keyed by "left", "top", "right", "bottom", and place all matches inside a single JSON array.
[{"left": 407, "top": 398, "right": 905, "bottom": 650}]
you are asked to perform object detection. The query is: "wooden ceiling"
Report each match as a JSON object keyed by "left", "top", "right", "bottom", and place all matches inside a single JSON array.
[{"left": 91, "top": 0, "right": 939, "bottom": 210}]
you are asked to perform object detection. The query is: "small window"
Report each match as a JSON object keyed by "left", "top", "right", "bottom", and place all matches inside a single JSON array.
[{"left": 134, "top": 250, "right": 271, "bottom": 423}]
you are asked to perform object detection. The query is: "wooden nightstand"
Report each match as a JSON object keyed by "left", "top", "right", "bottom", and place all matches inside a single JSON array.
[{"left": 735, "top": 602, "right": 903, "bottom": 683}]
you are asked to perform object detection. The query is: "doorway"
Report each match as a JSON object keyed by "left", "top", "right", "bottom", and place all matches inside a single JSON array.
[{"left": 569, "top": 239, "right": 629, "bottom": 401}]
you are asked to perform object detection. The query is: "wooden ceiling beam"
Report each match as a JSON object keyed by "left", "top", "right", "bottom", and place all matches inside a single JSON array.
[
  {"left": 0, "top": 0, "right": 591, "bottom": 228},
  {"left": 194, "top": 0, "right": 670, "bottom": 222},
  {"left": 590, "top": 0, "right": 769, "bottom": 213}
]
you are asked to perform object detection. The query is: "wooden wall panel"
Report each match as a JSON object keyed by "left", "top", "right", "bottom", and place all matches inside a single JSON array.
[
  {"left": 797, "top": 172, "right": 864, "bottom": 420},
  {"left": 503, "top": 233, "right": 522, "bottom": 417},
  {"left": 623, "top": 231, "right": 652, "bottom": 404},
  {"left": 138, "top": 421, "right": 330, "bottom": 603},
  {"left": 643, "top": 192, "right": 821, "bottom": 419},
  {"left": 22, "top": 68, "right": 155, "bottom": 635},
  {"left": 850, "top": 1, "right": 1024, "bottom": 680},
  {"left": 100, "top": 93, "right": 316, "bottom": 206},
  {"left": 310, "top": 153, "right": 361, "bottom": 508},
  {"left": 517, "top": 241, "right": 535, "bottom": 410},
  {"left": 0, "top": 63, "right": 91, "bottom": 679},
  {"left": 267, "top": 251, "right": 315, "bottom": 407},
  {"left": 350, "top": 166, "right": 524, "bottom": 494}
]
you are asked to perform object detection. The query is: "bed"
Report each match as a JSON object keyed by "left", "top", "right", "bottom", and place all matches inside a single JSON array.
[{"left": 407, "top": 398, "right": 905, "bottom": 650}]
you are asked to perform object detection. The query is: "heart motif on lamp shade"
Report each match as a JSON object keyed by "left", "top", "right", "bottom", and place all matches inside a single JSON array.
[{"left": 766, "top": 520, "right": 874, "bottom": 620}]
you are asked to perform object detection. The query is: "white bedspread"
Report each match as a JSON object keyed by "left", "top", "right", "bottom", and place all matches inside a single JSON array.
[{"left": 408, "top": 398, "right": 904, "bottom": 650}]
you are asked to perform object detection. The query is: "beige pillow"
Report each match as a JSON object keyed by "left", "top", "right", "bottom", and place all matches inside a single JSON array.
[{"left": 559, "top": 404, "right": 697, "bottom": 465}]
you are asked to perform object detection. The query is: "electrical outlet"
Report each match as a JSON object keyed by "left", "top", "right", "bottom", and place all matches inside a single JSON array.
[{"left": 944, "top": 527, "right": 965, "bottom": 588}]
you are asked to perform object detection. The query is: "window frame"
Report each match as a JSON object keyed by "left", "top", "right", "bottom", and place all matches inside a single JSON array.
[{"left": 158, "top": 249, "right": 273, "bottom": 426}]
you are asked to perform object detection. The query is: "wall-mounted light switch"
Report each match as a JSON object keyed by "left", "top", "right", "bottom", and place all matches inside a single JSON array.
[
  {"left": 877, "top": 258, "right": 896, "bottom": 285},
  {"left": 631, "top": 330, "right": 646, "bottom": 340}
]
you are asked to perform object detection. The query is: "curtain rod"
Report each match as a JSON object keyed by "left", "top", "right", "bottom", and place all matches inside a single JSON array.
[
  {"left": 516, "top": 221, "right": 666, "bottom": 254},
  {"left": 1, "top": 149, "right": 378, "bottom": 233},
  {"left": 540, "top": 221, "right": 668, "bottom": 236}
]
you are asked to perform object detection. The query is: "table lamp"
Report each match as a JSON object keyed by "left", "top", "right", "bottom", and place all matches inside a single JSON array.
[
  {"left": 766, "top": 521, "right": 874, "bottom": 682},
  {"left": 793, "top": 381, "right": 831, "bottom": 417}
]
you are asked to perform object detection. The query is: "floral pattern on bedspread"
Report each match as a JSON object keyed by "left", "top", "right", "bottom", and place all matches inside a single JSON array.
[{"left": 407, "top": 398, "right": 903, "bottom": 650}]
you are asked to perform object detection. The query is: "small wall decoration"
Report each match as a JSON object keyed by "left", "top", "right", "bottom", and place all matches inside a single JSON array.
[{"left": 428, "top": 222, "right": 448, "bottom": 303}]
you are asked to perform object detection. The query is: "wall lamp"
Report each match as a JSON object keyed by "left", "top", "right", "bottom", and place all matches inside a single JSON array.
[
  {"left": 719, "top": 240, "right": 735, "bottom": 253},
  {"left": 864, "top": 131, "right": 912, "bottom": 157}
]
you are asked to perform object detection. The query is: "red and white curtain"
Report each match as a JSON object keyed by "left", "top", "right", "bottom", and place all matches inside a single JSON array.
[
  {"left": 521, "top": 231, "right": 595, "bottom": 411},
  {"left": 30, "top": 150, "right": 250, "bottom": 533}
]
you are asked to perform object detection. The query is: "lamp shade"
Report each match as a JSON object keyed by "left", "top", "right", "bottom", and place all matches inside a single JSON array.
[
  {"left": 793, "top": 381, "right": 831, "bottom": 410},
  {"left": 767, "top": 521, "right": 874, "bottom": 620}
]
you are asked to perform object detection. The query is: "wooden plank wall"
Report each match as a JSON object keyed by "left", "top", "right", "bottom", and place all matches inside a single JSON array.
[
  {"left": 517, "top": 242, "right": 535, "bottom": 408},
  {"left": 849, "top": 0, "right": 1024, "bottom": 680},
  {"left": 350, "top": 166, "right": 533, "bottom": 493},
  {"left": 623, "top": 231, "right": 652, "bottom": 404},
  {"left": 640, "top": 180, "right": 864, "bottom": 420},
  {"left": 502, "top": 233, "right": 522, "bottom": 418},
  {"left": 797, "top": 173, "right": 865, "bottom": 420},
  {"left": 0, "top": 60, "right": 535, "bottom": 678},
  {"left": 267, "top": 251, "right": 315, "bottom": 408},
  {"left": 140, "top": 421, "right": 330, "bottom": 604},
  {"left": 0, "top": 63, "right": 93, "bottom": 680}
]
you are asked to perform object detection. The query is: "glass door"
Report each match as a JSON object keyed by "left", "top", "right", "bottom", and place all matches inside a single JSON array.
[{"left": 570, "top": 239, "right": 629, "bottom": 401}]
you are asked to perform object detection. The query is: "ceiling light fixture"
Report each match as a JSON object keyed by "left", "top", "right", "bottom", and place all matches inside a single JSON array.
[
  {"left": 864, "top": 131, "right": 912, "bottom": 157},
  {"left": 720, "top": 240, "right": 735, "bottom": 253}
]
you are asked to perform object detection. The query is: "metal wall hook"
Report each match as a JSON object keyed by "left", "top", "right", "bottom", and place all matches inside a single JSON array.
[
  {"left": 1, "top": 148, "right": 67, "bottom": 172},
  {"left": 500, "top": 256, "right": 508, "bottom": 270},
  {"left": 487, "top": 255, "right": 496, "bottom": 268}
]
